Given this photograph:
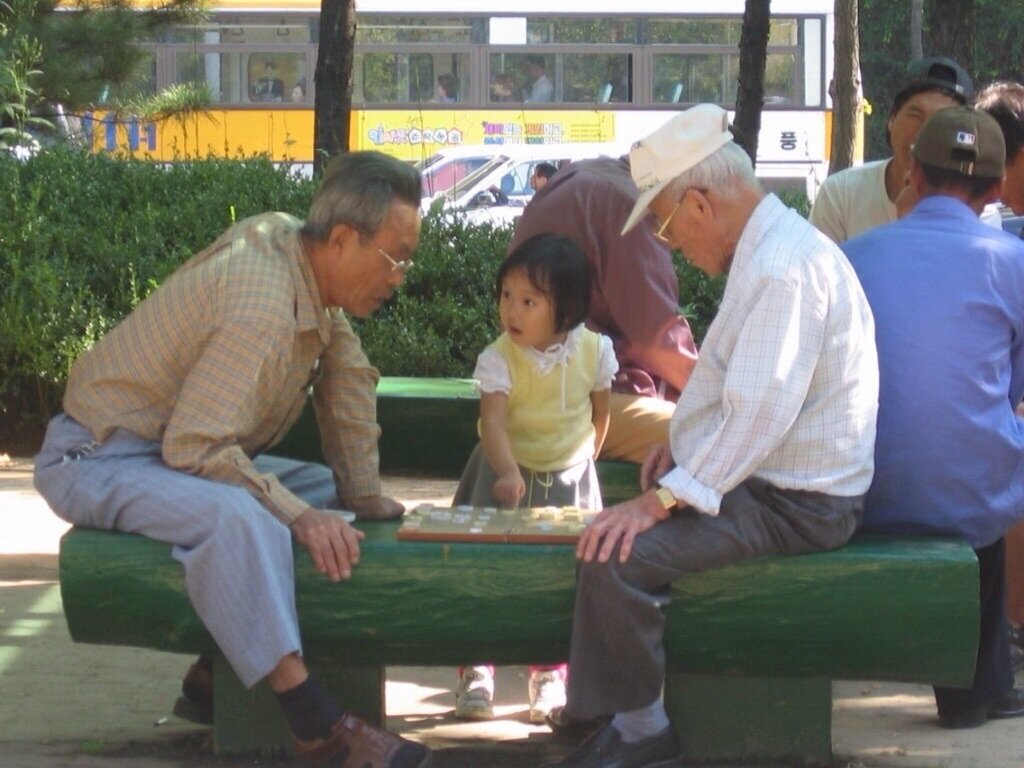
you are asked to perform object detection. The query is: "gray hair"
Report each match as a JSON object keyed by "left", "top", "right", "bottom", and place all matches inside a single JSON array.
[
  {"left": 302, "top": 151, "right": 421, "bottom": 242},
  {"left": 662, "top": 140, "right": 761, "bottom": 203}
]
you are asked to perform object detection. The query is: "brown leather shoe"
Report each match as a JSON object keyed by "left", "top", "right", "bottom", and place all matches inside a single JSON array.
[
  {"left": 172, "top": 655, "right": 213, "bottom": 725},
  {"left": 293, "top": 713, "right": 432, "bottom": 767}
]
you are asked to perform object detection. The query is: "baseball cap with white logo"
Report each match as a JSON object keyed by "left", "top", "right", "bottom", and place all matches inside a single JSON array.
[
  {"left": 912, "top": 105, "right": 1005, "bottom": 179},
  {"left": 621, "top": 104, "right": 734, "bottom": 235}
]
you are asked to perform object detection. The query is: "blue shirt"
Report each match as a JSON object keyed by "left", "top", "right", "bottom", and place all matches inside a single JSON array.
[{"left": 843, "top": 196, "right": 1024, "bottom": 548}]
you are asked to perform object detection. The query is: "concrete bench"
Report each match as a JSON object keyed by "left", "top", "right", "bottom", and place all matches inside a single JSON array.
[{"left": 56, "top": 376, "right": 981, "bottom": 764}]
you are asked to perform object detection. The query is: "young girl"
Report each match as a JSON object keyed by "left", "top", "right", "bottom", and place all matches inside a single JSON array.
[{"left": 451, "top": 233, "right": 618, "bottom": 723}]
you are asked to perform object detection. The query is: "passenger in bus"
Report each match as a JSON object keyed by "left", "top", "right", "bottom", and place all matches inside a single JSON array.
[
  {"left": 542, "top": 104, "right": 877, "bottom": 768},
  {"left": 523, "top": 55, "right": 554, "bottom": 103},
  {"left": 252, "top": 60, "right": 285, "bottom": 102},
  {"left": 508, "top": 153, "right": 698, "bottom": 470},
  {"left": 32, "top": 151, "right": 432, "bottom": 768},
  {"left": 434, "top": 73, "right": 459, "bottom": 103},
  {"left": 490, "top": 72, "right": 519, "bottom": 103},
  {"left": 451, "top": 234, "right": 617, "bottom": 725},
  {"left": 810, "top": 56, "right": 975, "bottom": 243},
  {"left": 291, "top": 78, "right": 306, "bottom": 102}
]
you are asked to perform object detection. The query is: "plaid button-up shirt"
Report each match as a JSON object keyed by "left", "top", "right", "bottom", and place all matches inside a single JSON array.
[{"left": 64, "top": 212, "right": 381, "bottom": 524}]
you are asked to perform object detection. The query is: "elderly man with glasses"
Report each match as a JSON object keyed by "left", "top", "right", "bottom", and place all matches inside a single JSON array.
[
  {"left": 542, "top": 105, "right": 879, "bottom": 768},
  {"left": 32, "top": 152, "right": 432, "bottom": 768}
]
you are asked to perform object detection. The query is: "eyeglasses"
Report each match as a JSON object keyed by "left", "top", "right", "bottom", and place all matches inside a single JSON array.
[
  {"left": 377, "top": 246, "right": 414, "bottom": 273},
  {"left": 653, "top": 200, "right": 682, "bottom": 243}
]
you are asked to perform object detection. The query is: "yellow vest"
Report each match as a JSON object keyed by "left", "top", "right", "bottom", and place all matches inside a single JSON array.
[{"left": 491, "top": 329, "right": 601, "bottom": 472}]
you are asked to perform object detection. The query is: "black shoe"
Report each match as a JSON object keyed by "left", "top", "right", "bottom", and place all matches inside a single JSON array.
[
  {"left": 540, "top": 723, "right": 680, "bottom": 768},
  {"left": 938, "top": 688, "right": 1024, "bottom": 729},
  {"left": 545, "top": 706, "right": 611, "bottom": 741},
  {"left": 987, "top": 688, "right": 1024, "bottom": 719},
  {"left": 172, "top": 655, "right": 213, "bottom": 725}
]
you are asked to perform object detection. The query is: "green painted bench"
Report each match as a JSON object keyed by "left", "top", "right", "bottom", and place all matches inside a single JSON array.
[{"left": 56, "top": 377, "right": 981, "bottom": 765}]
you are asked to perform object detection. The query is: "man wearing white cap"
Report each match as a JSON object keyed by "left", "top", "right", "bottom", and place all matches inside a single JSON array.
[{"left": 542, "top": 104, "right": 879, "bottom": 768}]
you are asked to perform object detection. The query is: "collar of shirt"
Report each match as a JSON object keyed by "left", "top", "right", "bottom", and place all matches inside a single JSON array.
[
  {"left": 521, "top": 324, "right": 585, "bottom": 376},
  {"left": 906, "top": 194, "right": 984, "bottom": 224},
  {"left": 290, "top": 225, "right": 332, "bottom": 345},
  {"left": 732, "top": 193, "right": 784, "bottom": 271}
]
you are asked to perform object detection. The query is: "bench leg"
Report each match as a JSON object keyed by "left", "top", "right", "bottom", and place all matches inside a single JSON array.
[
  {"left": 211, "top": 654, "right": 386, "bottom": 755},
  {"left": 664, "top": 671, "right": 832, "bottom": 766}
]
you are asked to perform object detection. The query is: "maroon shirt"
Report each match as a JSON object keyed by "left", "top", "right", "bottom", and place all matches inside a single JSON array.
[{"left": 509, "top": 156, "right": 698, "bottom": 400}]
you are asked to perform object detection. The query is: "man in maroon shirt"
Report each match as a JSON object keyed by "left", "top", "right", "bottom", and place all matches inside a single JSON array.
[{"left": 509, "top": 155, "right": 699, "bottom": 463}]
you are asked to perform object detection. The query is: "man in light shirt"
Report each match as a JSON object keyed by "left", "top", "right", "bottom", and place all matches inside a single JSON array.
[
  {"left": 541, "top": 105, "right": 879, "bottom": 768},
  {"left": 810, "top": 56, "right": 973, "bottom": 243},
  {"left": 32, "top": 152, "right": 432, "bottom": 768}
]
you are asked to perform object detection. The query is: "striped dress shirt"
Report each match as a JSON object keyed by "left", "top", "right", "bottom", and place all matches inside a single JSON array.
[
  {"left": 63, "top": 212, "right": 381, "bottom": 524},
  {"left": 660, "top": 194, "right": 879, "bottom": 515}
]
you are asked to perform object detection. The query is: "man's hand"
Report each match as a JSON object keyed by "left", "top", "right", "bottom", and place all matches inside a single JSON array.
[
  {"left": 346, "top": 495, "right": 405, "bottom": 521},
  {"left": 493, "top": 469, "right": 526, "bottom": 507},
  {"left": 640, "top": 443, "right": 674, "bottom": 491},
  {"left": 290, "top": 508, "right": 365, "bottom": 582},
  {"left": 577, "top": 492, "right": 666, "bottom": 564}
]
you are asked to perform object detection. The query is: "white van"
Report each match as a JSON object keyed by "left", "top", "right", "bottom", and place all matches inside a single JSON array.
[{"left": 427, "top": 142, "right": 630, "bottom": 226}]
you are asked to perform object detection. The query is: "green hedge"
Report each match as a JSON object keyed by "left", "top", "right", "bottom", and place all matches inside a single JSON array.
[{"left": 0, "top": 150, "right": 742, "bottom": 448}]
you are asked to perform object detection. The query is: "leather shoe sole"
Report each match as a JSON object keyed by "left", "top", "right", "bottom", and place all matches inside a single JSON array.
[
  {"left": 541, "top": 723, "right": 680, "bottom": 768},
  {"left": 293, "top": 713, "right": 432, "bottom": 767},
  {"left": 545, "top": 706, "right": 610, "bottom": 741}
]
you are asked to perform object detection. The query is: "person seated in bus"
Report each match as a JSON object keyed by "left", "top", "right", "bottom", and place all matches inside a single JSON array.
[
  {"left": 490, "top": 73, "right": 519, "bottom": 103},
  {"left": 508, "top": 152, "right": 699, "bottom": 470},
  {"left": 291, "top": 78, "right": 306, "bottom": 102},
  {"left": 522, "top": 56, "right": 554, "bottom": 103},
  {"left": 252, "top": 60, "right": 285, "bottom": 102},
  {"left": 603, "top": 58, "right": 631, "bottom": 103},
  {"left": 810, "top": 56, "right": 973, "bottom": 243},
  {"left": 530, "top": 162, "right": 557, "bottom": 192},
  {"left": 434, "top": 73, "right": 459, "bottom": 103}
]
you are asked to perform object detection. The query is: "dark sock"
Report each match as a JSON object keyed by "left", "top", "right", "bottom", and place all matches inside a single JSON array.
[
  {"left": 391, "top": 741, "right": 429, "bottom": 768},
  {"left": 276, "top": 675, "right": 343, "bottom": 741}
]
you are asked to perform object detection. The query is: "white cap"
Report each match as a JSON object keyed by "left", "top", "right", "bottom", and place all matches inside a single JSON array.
[{"left": 621, "top": 104, "right": 733, "bottom": 235}]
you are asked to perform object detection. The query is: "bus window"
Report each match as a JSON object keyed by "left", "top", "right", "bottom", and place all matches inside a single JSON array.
[
  {"left": 356, "top": 53, "right": 435, "bottom": 103},
  {"left": 100, "top": 52, "right": 157, "bottom": 105},
  {"left": 174, "top": 51, "right": 244, "bottom": 103},
  {"left": 489, "top": 53, "right": 554, "bottom": 103},
  {"left": 563, "top": 53, "right": 632, "bottom": 103},
  {"left": 652, "top": 53, "right": 739, "bottom": 106},
  {"left": 763, "top": 53, "right": 799, "bottom": 105}
]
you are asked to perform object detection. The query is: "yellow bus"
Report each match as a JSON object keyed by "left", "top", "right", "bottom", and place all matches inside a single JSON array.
[{"left": 90, "top": 0, "right": 845, "bottom": 197}]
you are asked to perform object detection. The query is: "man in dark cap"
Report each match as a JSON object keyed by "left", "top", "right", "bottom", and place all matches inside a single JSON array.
[
  {"left": 811, "top": 56, "right": 973, "bottom": 243},
  {"left": 844, "top": 106, "right": 1024, "bottom": 730}
]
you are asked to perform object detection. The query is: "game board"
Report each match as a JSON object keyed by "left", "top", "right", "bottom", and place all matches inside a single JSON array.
[{"left": 396, "top": 503, "right": 599, "bottom": 544}]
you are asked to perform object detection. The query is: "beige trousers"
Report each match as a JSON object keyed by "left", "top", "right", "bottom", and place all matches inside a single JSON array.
[{"left": 599, "top": 392, "right": 677, "bottom": 465}]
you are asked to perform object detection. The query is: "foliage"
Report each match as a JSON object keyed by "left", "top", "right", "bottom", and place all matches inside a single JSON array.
[{"left": 0, "top": 0, "right": 51, "bottom": 149}]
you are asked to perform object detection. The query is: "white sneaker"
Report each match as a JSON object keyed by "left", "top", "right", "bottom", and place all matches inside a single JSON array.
[
  {"left": 454, "top": 666, "right": 495, "bottom": 720},
  {"left": 528, "top": 670, "right": 566, "bottom": 724}
]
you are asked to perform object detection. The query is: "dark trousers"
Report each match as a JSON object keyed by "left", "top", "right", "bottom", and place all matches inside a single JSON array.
[{"left": 934, "top": 537, "right": 1014, "bottom": 716}]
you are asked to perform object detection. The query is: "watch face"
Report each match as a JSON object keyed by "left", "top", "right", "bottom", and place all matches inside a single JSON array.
[{"left": 657, "top": 487, "right": 676, "bottom": 509}]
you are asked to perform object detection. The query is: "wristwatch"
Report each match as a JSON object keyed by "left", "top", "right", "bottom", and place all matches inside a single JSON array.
[{"left": 655, "top": 485, "right": 678, "bottom": 511}]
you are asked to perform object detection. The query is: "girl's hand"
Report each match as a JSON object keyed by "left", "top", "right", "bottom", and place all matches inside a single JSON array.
[{"left": 493, "top": 470, "right": 526, "bottom": 507}]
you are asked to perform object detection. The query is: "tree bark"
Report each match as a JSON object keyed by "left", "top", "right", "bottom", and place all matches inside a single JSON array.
[
  {"left": 829, "top": 0, "right": 862, "bottom": 175},
  {"left": 925, "top": 0, "right": 974, "bottom": 70},
  {"left": 733, "top": 0, "right": 771, "bottom": 168},
  {"left": 313, "top": 0, "right": 355, "bottom": 176},
  {"left": 910, "top": 0, "right": 924, "bottom": 59}
]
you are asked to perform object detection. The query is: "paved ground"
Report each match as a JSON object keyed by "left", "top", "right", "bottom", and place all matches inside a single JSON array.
[{"left": 2, "top": 453, "right": 1023, "bottom": 767}]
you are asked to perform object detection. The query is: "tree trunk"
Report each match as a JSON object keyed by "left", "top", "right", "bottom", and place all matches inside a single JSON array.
[
  {"left": 313, "top": 0, "right": 355, "bottom": 176},
  {"left": 910, "top": 0, "right": 924, "bottom": 59},
  {"left": 829, "top": 0, "right": 862, "bottom": 175},
  {"left": 733, "top": 0, "right": 771, "bottom": 168},
  {"left": 925, "top": 0, "right": 974, "bottom": 70}
]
